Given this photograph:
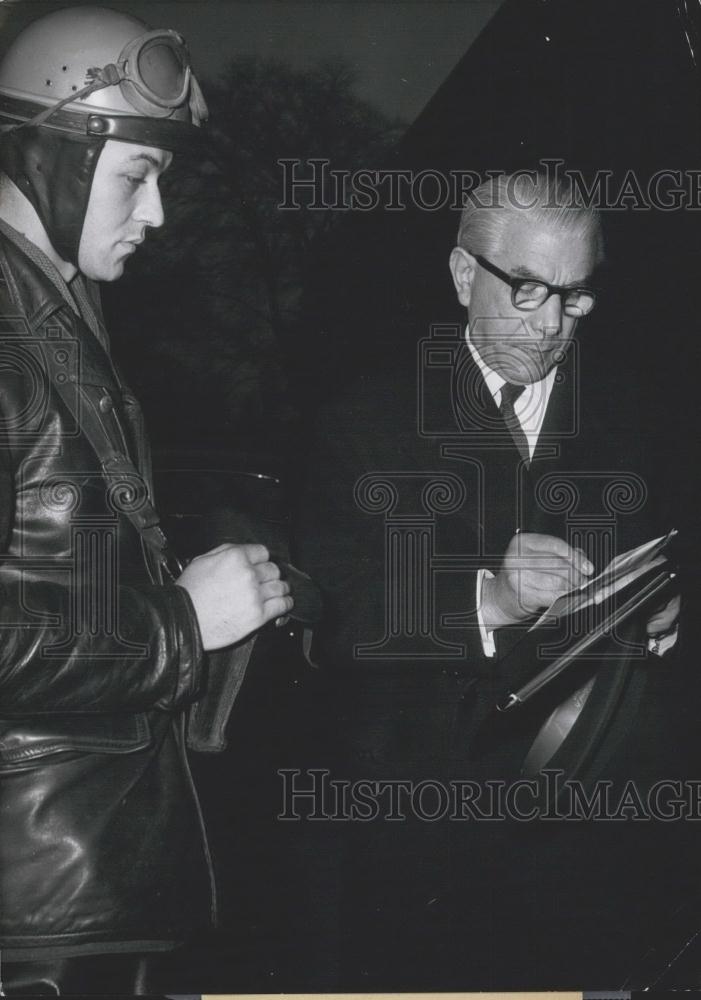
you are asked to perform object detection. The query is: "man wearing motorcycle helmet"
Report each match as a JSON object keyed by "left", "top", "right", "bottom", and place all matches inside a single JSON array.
[{"left": 0, "top": 7, "right": 292, "bottom": 994}]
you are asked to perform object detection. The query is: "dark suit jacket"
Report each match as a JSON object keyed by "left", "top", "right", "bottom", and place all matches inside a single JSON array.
[
  {"left": 297, "top": 335, "right": 670, "bottom": 781},
  {"left": 293, "top": 334, "right": 695, "bottom": 988}
]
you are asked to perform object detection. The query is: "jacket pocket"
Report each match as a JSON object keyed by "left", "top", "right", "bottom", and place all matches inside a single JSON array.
[{"left": 0, "top": 713, "right": 151, "bottom": 767}]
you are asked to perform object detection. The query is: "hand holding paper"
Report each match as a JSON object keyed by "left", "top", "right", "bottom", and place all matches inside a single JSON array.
[
  {"left": 481, "top": 531, "right": 595, "bottom": 629},
  {"left": 498, "top": 531, "right": 679, "bottom": 712}
]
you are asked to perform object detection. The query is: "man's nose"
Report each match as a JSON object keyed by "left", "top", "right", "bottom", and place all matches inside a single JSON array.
[
  {"left": 531, "top": 292, "right": 564, "bottom": 338},
  {"left": 135, "top": 183, "right": 165, "bottom": 230}
]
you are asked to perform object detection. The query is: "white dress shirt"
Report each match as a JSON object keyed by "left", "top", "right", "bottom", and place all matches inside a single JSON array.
[
  {"left": 467, "top": 330, "right": 555, "bottom": 656},
  {"left": 465, "top": 329, "right": 558, "bottom": 462}
]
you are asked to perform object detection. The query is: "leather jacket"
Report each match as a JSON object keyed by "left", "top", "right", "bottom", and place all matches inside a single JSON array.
[{"left": 0, "top": 231, "right": 214, "bottom": 959}]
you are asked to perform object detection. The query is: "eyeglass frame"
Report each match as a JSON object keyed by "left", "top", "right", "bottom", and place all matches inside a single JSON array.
[{"left": 467, "top": 249, "right": 597, "bottom": 317}]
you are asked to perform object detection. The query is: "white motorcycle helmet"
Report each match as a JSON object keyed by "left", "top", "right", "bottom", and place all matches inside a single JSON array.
[
  {"left": 0, "top": 6, "right": 208, "bottom": 264},
  {"left": 0, "top": 5, "right": 208, "bottom": 146}
]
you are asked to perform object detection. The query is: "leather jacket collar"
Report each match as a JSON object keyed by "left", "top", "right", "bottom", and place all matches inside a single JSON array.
[{"left": 0, "top": 229, "right": 121, "bottom": 392}]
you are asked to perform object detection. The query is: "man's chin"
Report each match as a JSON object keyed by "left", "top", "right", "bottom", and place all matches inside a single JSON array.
[
  {"left": 503, "top": 342, "right": 569, "bottom": 383},
  {"left": 81, "top": 261, "right": 125, "bottom": 282},
  {"left": 499, "top": 356, "right": 550, "bottom": 385},
  {"left": 480, "top": 343, "right": 553, "bottom": 384}
]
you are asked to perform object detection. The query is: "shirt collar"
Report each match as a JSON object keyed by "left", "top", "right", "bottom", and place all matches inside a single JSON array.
[
  {"left": 0, "top": 221, "right": 71, "bottom": 329},
  {"left": 465, "top": 325, "right": 558, "bottom": 404}
]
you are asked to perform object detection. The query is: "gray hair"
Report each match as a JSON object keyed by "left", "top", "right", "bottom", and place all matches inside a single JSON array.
[{"left": 456, "top": 171, "right": 605, "bottom": 265}]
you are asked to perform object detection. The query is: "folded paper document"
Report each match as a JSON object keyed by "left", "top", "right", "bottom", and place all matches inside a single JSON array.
[{"left": 530, "top": 528, "right": 678, "bottom": 631}]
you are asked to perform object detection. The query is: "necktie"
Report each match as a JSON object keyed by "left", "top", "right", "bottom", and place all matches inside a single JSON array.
[{"left": 499, "top": 381, "right": 531, "bottom": 465}]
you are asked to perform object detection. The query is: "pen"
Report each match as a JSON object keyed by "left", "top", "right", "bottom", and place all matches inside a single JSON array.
[{"left": 496, "top": 569, "right": 676, "bottom": 712}]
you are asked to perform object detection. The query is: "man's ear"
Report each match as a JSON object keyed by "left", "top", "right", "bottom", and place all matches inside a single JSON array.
[{"left": 449, "top": 246, "right": 477, "bottom": 307}]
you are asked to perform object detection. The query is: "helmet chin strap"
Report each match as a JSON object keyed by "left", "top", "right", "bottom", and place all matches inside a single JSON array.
[{"left": 0, "top": 125, "right": 106, "bottom": 267}]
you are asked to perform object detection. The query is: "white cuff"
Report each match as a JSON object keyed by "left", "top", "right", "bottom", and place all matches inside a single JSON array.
[{"left": 476, "top": 568, "right": 497, "bottom": 658}]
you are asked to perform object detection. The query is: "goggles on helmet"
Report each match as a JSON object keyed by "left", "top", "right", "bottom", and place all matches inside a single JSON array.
[
  {"left": 107, "top": 29, "right": 207, "bottom": 120},
  {"left": 0, "top": 29, "right": 207, "bottom": 151}
]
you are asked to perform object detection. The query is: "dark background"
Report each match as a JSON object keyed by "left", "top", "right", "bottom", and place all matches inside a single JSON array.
[
  {"left": 142, "top": 0, "right": 701, "bottom": 991},
  {"left": 2, "top": 0, "right": 701, "bottom": 991}
]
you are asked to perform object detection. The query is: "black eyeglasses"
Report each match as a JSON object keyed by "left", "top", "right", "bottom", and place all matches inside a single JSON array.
[{"left": 470, "top": 251, "right": 597, "bottom": 317}]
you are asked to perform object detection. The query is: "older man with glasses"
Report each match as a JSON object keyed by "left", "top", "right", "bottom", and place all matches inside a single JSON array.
[
  {"left": 296, "top": 169, "right": 681, "bottom": 987},
  {"left": 447, "top": 174, "right": 678, "bottom": 646}
]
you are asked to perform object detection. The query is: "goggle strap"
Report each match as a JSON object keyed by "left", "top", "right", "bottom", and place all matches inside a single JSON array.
[
  {"left": 188, "top": 74, "right": 209, "bottom": 126},
  {"left": 11, "top": 66, "right": 120, "bottom": 132}
]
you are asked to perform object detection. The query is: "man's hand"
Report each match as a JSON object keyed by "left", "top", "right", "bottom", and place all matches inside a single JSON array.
[
  {"left": 481, "top": 532, "right": 594, "bottom": 629},
  {"left": 177, "top": 543, "right": 293, "bottom": 651},
  {"left": 646, "top": 593, "right": 681, "bottom": 639}
]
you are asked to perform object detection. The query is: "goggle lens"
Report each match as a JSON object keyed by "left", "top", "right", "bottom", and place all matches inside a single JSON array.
[{"left": 137, "top": 38, "right": 187, "bottom": 102}]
